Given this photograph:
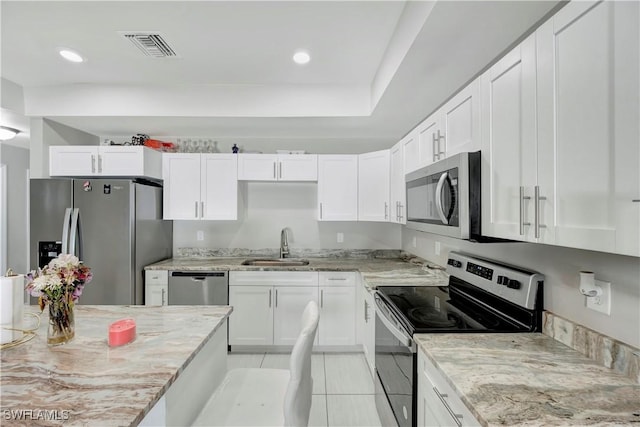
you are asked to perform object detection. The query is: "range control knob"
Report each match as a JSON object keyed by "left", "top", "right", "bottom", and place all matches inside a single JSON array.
[
  {"left": 507, "top": 279, "right": 521, "bottom": 289},
  {"left": 497, "top": 275, "right": 504, "bottom": 285},
  {"left": 447, "top": 259, "right": 462, "bottom": 268}
]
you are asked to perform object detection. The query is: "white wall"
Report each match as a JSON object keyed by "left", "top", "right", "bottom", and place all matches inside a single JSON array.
[
  {"left": 0, "top": 143, "right": 30, "bottom": 274},
  {"left": 174, "top": 182, "right": 401, "bottom": 251},
  {"left": 402, "top": 228, "right": 640, "bottom": 349}
]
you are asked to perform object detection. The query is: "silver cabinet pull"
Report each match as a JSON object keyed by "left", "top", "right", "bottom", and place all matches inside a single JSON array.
[
  {"left": 279, "top": 162, "right": 282, "bottom": 179},
  {"left": 384, "top": 202, "right": 388, "bottom": 220},
  {"left": 534, "top": 186, "right": 547, "bottom": 238},
  {"left": 519, "top": 186, "right": 531, "bottom": 235},
  {"left": 364, "top": 300, "right": 369, "bottom": 322},
  {"left": 432, "top": 133, "right": 438, "bottom": 162},
  {"left": 319, "top": 203, "right": 323, "bottom": 220},
  {"left": 399, "top": 203, "right": 404, "bottom": 220},
  {"left": 269, "top": 289, "right": 272, "bottom": 308},
  {"left": 161, "top": 288, "right": 166, "bottom": 305},
  {"left": 200, "top": 201, "right": 204, "bottom": 218},
  {"left": 327, "top": 277, "right": 347, "bottom": 281},
  {"left": 275, "top": 289, "right": 278, "bottom": 307},
  {"left": 273, "top": 162, "right": 277, "bottom": 179},
  {"left": 98, "top": 155, "right": 103, "bottom": 173},
  {"left": 91, "top": 155, "right": 96, "bottom": 173},
  {"left": 320, "top": 289, "right": 324, "bottom": 308},
  {"left": 437, "top": 130, "right": 446, "bottom": 157},
  {"left": 633, "top": 200, "right": 640, "bottom": 202},
  {"left": 433, "top": 387, "right": 463, "bottom": 427},
  {"left": 195, "top": 201, "right": 198, "bottom": 218}
]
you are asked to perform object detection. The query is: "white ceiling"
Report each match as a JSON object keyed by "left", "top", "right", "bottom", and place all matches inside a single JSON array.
[{"left": 1, "top": 0, "right": 562, "bottom": 149}]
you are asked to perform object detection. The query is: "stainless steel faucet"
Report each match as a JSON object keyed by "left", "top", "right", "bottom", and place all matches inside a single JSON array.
[{"left": 280, "top": 228, "right": 290, "bottom": 258}]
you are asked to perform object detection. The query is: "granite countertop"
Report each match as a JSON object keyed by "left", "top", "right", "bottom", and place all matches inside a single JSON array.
[
  {"left": 414, "top": 333, "right": 640, "bottom": 426},
  {"left": 0, "top": 305, "right": 232, "bottom": 426},
  {"left": 145, "top": 251, "right": 450, "bottom": 289}
]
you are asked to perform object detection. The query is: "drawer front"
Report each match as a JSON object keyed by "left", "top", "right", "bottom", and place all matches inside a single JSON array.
[
  {"left": 319, "top": 271, "right": 356, "bottom": 286},
  {"left": 146, "top": 270, "right": 168, "bottom": 285},
  {"left": 230, "top": 271, "right": 318, "bottom": 286}
]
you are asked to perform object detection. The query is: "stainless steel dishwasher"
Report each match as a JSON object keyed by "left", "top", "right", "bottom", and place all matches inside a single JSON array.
[{"left": 168, "top": 271, "right": 229, "bottom": 305}]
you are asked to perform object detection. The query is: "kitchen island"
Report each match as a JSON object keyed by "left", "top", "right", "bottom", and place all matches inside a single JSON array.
[{"left": 0, "top": 305, "right": 231, "bottom": 426}]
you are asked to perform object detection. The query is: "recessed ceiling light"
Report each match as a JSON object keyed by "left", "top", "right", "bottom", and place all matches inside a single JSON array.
[
  {"left": 0, "top": 126, "right": 20, "bottom": 141},
  {"left": 59, "top": 49, "right": 84, "bottom": 63},
  {"left": 293, "top": 50, "right": 311, "bottom": 65}
]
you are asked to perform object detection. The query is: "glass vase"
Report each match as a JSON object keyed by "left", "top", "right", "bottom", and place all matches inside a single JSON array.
[{"left": 47, "top": 299, "right": 75, "bottom": 345}]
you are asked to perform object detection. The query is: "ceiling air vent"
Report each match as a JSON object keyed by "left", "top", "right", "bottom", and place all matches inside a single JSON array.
[{"left": 120, "top": 32, "right": 178, "bottom": 58}]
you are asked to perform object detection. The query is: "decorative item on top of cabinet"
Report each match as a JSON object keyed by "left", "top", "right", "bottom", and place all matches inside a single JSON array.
[
  {"left": 358, "top": 149, "right": 391, "bottom": 222},
  {"left": 162, "top": 153, "right": 238, "bottom": 220},
  {"left": 49, "top": 146, "right": 162, "bottom": 180},
  {"left": 237, "top": 154, "right": 318, "bottom": 181},
  {"left": 317, "top": 155, "right": 358, "bottom": 221}
]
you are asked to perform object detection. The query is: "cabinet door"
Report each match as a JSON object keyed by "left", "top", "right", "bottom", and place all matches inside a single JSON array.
[
  {"left": 440, "top": 78, "right": 481, "bottom": 158},
  {"left": 162, "top": 154, "right": 202, "bottom": 220},
  {"left": 401, "top": 130, "right": 420, "bottom": 174},
  {"left": 317, "top": 155, "right": 358, "bottom": 221},
  {"left": 237, "top": 154, "right": 278, "bottom": 181},
  {"left": 145, "top": 282, "right": 167, "bottom": 306},
  {"left": 480, "top": 34, "right": 537, "bottom": 242},
  {"left": 201, "top": 154, "right": 238, "bottom": 220},
  {"left": 49, "top": 146, "right": 99, "bottom": 176},
  {"left": 228, "top": 285, "right": 274, "bottom": 346},
  {"left": 536, "top": 0, "right": 638, "bottom": 252},
  {"left": 273, "top": 286, "right": 318, "bottom": 346},
  {"left": 417, "top": 113, "right": 441, "bottom": 166},
  {"left": 389, "top": 141, "right": 406, "bottom": 224},
  {"left": 362, "top": 285, "right": 375, "bottom": 374},
  {"left": 278, "top": 155, "right": 318, "bottom": 181},
  {"left": 99, "top": 146, "right": 144, "bottom": 176},
  {"left": 319, "top": 286, "right": 355, "bottom": 346},
  {"left": 358, "top": 149, "right": 391, "bottom": 222}
]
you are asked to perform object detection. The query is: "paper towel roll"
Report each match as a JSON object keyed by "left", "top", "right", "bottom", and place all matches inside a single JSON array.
[{"left": 1, "top": 275, "right": 25, "bottom": 344}]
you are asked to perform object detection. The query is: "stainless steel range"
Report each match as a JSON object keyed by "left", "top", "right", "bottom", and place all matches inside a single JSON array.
[{"left": 374, "top": 251, "right": 544, "bottom": 427}]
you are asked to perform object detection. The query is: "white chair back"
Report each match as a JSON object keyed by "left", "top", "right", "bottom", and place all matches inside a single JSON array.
[{"left": 283, "top": 300, "right": 320, "bottom": 427}]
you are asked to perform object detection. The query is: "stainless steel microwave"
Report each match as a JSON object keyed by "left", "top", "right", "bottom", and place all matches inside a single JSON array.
[{"left": 405, "top": 151, "right": 481, "bottom": 240}]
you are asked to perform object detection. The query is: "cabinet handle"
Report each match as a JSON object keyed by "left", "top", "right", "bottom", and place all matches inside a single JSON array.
[
  {"left": 432, "top": 133, "right": 438, "bottom": 162},
  {"left": 433, "top": 387, "right": 463, "bottom": 427},
  {"left": 273, "top": 162, "right": 277, "bottom": 179},
  {"left": 269, "top": 289, "right": 272, "bottom": 308},
  {"left": 279, "top": 162, "right": 282, "bottom": 179},
  {"left": 633, "top": 200, "right": 640, "bottom": 203},
  {"left": 328, "top": 278, "right": 347, "bottom": 281},
  {"left": 200, "top": 201, "right": 204, "bottom": 218},
  {"left": 98, "top": 155, "right": 103, "bottom": 173},
  {"left": 519, "top": 186, "right": 531, "bottom": 235},
  {"left": 534, "top": 186, "right": 547, "bottom": 239},
  {"left": 194, "top": 201, "right": 198, "bottom": 219},
  {"left": 320, "top": 203, "right": 323, "bottom": 220},
  {"left": 275, "top": 289, "right": 278, "bottom": 307},
  {"left": 399, "top": 203, "right": 404, "bottom": 220},
  {"left": 364, "top": 300, "right": 369, "bottom": 322},
  {"left": 91, "top": 155, "right": 96, "bottom": 173},
  {"left": 437, "top": 130, "right": 446, "bottom": 157},
  {"left": 320, "top": 289, "right": 324, "bottom": 308},
  {"left": 384, "top": 202, "right": 388, "bottom": 220},
  {"left": 161, "top": 288, "right": 166, "bottom": 305}
]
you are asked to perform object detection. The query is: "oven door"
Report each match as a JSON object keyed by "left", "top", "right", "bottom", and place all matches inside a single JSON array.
[{"left": 374, "top": 292, "right": 416, "bottom": 427}]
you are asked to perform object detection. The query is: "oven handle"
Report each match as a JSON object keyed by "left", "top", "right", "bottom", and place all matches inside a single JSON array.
[
  {"left": 435, "top": 172, "right": 449, "bottom": 225},
  {"left": 374, "top": 293, "right": 413, "bottom": 348}
]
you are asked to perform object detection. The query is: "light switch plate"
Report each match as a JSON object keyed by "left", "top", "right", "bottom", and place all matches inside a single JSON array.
[
  {"left": 337, "top": 232, "right": 344, "bottom": 243},
  {"left": 586, "top": 280, "right": 611, "bottom": 315},
  {"left": 435, "top": 241, "right": 441, "bottom": 256},
  {"left": 196, "top": 230, "right": 204, "bottom": 241}
]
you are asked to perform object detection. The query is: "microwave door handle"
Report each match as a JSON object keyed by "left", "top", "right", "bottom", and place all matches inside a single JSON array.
[
  {"left": 61, "top": 208, "right": 72, "bottom": 254},
  {"left": 435, "top": 172, "right": 449, "bottom": 225}
]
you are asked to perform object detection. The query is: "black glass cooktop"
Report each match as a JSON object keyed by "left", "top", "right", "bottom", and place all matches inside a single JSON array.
[{"left": 376, "top": 285, "right": 532, "bottom": 334}]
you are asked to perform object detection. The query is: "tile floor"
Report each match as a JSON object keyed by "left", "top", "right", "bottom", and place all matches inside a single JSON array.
[{"left": 227, "top": 352, "right": 383, "bottom": 427}]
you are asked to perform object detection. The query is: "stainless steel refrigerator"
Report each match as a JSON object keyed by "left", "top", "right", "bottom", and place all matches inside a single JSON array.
[{"left": 29, "top": 178, "right": 172, "bottom": 305}]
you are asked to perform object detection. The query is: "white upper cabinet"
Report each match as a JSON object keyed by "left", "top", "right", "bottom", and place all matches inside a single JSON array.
[
  {"left": 438, "top": 77, "right": 481, "bottom": 159},
  {"left": 401, "top": 129, "right": 420, "bottom": 174},
  {"left": 389, "top": 141, "right": 406, "bottom": 224},
  {"left": 536, "top": 0, "right": 639, "bottom": 255},
  {"left": 163, "top": 153, "right": 238, "bottom": 220},
  {"left": 237, "top": 154, "right": 318, "bottom": 181},
  {"left": 317, "top": 155, "right": 358, "bottom": 221},
  {"left": 358, "top": 149, "right": 391, "bottom": 222},
  {"left": 416, "top": 113, "right": 441, "bottom": 168},
  {"left": 481, "top": 34, "right": 538, "bottom": 242},
  {"left": 50, "top": 146, "right": 162, "bottom": 180}
]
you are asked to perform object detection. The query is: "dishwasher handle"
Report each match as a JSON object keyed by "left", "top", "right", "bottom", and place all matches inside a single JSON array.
[{"left": 170, "top": 271, "right": 227, "bottom": 278}]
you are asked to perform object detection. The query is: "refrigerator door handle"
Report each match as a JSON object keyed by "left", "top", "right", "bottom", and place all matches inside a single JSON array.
[
  {"left": 61, "top": 208, "right": 73, "bottom": 254},
  {"left": 69, "top": 208, "right": 81, "bottom": 258}
]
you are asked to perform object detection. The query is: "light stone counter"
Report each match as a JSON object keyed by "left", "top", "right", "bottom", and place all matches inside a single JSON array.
[
  {"left": 145, "top": 251, "right": 449, "bottom": 289},
  {"left": 0, "top": 305, "right": 232, "bottom": 426},
  {"left": 414, "top": 333, "right": 640, "bottom": 426}
]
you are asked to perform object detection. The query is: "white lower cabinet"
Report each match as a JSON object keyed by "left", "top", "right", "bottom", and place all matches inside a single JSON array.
[
  {"left": 417, "top": 349, "right": 479, "bottom": 427},
  {"left": 229, "top": 271, "right": 357, "bottom": 348},
  {"left": 145, "top": 270, "right": 168, "bottom": 306},
  {"left": 318, "top": 272, "right": 356, "bottom": 346},
  {"left": 356, "top": 275, "right": 375, "bottom": 374}
]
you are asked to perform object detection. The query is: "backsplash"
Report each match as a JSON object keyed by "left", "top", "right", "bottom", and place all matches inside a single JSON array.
[
  {"left": 176, "top": 248, "right": 404, "bottom": 259},
  {"left": 543, "top": 312, "right": 640, "bottom": 384}
]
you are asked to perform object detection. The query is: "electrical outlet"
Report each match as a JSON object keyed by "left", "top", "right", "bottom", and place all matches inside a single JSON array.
[
  {"left": 586, "top": 280, "right": 611, "bottom": 315},
  {"left": 435, "top": 241, "right": 441, "bottom": 256},
  {"left": 337, "top": 232, "right": 344, "bottom": 243},
  {"left": 197, "top": 230, "right": 204, "bottom": 241},
  {"left": 412, "top": 236, "right": 417, "bottom": 248}
]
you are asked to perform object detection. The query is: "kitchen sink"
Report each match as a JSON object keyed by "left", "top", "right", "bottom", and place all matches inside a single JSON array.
[{"left": 241, "top": 258, "right": 310, "bottom": 267}]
